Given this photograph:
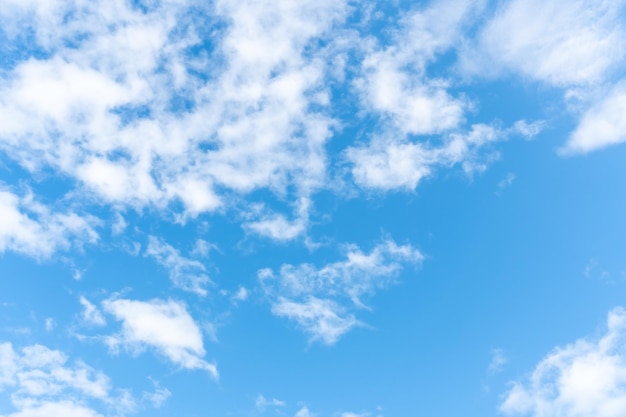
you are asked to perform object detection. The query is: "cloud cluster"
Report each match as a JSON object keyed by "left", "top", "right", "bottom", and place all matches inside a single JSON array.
[
  {"left": 501, "top": 308, "right": 626, "bottom": 417},
  {"left": 259, "top": 240, "right": 423, "bottom": 344},
  {"left": 0, "top": 0, "right": 348, "bottom": 228},
  {"left": 347, "top": 0, "right": 544, "bottom": 191},
  {"left": 0, "top": 342, "right": 128, "bottom": 417}
]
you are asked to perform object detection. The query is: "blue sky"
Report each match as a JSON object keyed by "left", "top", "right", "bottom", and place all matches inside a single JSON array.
[{"left": 1, "top": 0, "right": 626, "bottom": 416}]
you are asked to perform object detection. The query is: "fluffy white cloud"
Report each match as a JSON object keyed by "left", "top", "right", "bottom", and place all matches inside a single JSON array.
[
  {"left": 145, "top": 236, "right": 210, "bottom": 296},
  {"left": 464, "top": 0, "right": 626, "bottom": 86},
  {"left": 101, "top": 298, "right": 217, "bottom": 377},
  {"left": 356, "top": 0, "right": 484, "bottom": 136},
  {"left": 562, "top": 85, "right": 626, "bottom": 154},
  {"left": 260, "top": 240, "right": 422, "bottom": 344},
  {"left": 501, "top": 307, "right": 626, "bottom": 417},
  {"left": 232, "top": 287, "right": 249, "bottom": 302},
  {"left": 244, "top": 197, "right": 312, "bottom": 241},
  {"left": 0, "top": 186, "right": 98, "bottom": 259}
]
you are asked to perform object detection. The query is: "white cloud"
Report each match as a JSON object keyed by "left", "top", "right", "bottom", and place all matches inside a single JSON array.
[
  {"left": 0, "top": 186, "right": 99, "bottom": 259},
  {"left": 488, "top": 348, "right": 508, "bottom": 373},
  {"left": 190, "top": 239, "right": 217, "bottom": 258},
  {"left": 561, "top": 85, "right": 626, "bottom": 154},
  {"left": 44, "top": 318, "right": 55, "bottom": 332},
  {"left": 111, "top": 212, "right": 127, "bottom": 236},
  {"left": 145, "top": 236, "right": 211, "bottom": 296},
  {"left": 255, "top": 394, "right": 285, "bottom": 410},
  {"left": 501, "top": 307, "right": 626, "bottom": 417},
  {"left": 232, "top": 287, "right": 249, "bottom": 303},
  {"left": 512, "top": 121, "right": 545, "bottom": 140},
  {"left": 0, "top": 0, "right": 551, "bottom": 240},
  {"left": 458, "top": 0, "right": 626, "bottom": 155},
  {"left": 348, "top": 123, "right": 514, "bottom": 190},
  {"left": 498, "top": 174, "right": 516, "bottom": 192},
  {"left": 141, "top": 379, "right": 170, "bottom": 409},
  {"left": 244, "top": 197, "right": 312, "bottom": 242},
  {"left": 464, "top": 0, "right": 626, "bottom": 86},
  {"left": 245, "top": 213, "right": 307, "bottom": 242},
  {"left": 101, "top": 297, "right": 217, "bottom": 378},
  {"left": 356, "top": 0, "right": 485, "bottom": 136},
  {"left": 0, "top": 341, "right": 130, "bottom": 417},
  {"left": 79, "top": 297, "right": 106, "bottom": 327},
  {"left": 295, "top": 407, "right": 315, "bottom": 417},
  {"left": 271, "top": 297, "right": 360, "bottom": 346},
  {"left": 2, "top": 401, "right": 104, "bottom": 417},
  {"left": 260, "top": 240, "right": 422, "bottom": 344}
]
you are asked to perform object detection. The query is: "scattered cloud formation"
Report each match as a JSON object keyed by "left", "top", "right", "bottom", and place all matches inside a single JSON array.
[
  {"left": 0, "top": 0, "right": 349, "bottom": 230},
  {"left": 501, "top": 308, "right": 626, "bottom": 417},
  {"left": 101, "top": 297, "right": 217, "bottom": 378},
  {"left": 260, "top": 240, "right": 423, "bottom": 344},
  {"left": 0, "top": 1, "right": 625, "bottom": 416}
]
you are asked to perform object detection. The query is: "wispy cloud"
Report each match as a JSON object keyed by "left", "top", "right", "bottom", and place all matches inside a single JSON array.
[
  {"left": 255, "top": 394, "right": 286, "bottom": 411},
  {"left": 488, "top": 348, "right": 508, "bottom": 373},
  {"left": 145, "top": 236, "right": 211, "bottom": 296},
  {"left": 79, "top": 296, "right": 106, "bottom": 327},
  {"left": 497, "top": 173, "right": 516, "bottom": 193},
  {"left": 260, "top": 239, "right": 422, "bottom": 344},
  {"left": 462, "top": 0, "right": 626, "bottom": 86}
]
